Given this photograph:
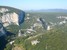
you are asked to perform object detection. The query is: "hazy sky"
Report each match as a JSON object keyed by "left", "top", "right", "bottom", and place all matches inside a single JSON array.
[{"left": 0, "top": 0, "right": 67, "bottom": 10}]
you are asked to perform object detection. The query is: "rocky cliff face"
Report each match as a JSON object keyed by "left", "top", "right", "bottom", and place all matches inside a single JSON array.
[
  {"left": 0, "top": 8, "right": 9, "bottom": 13},
  {"left": 0, "top": 23, "right": 5, "bottom": 37},
  {"left": 0, "top": 6, "right": 25, "bottom": 27},
  {"left": 2, "top": 12, "right": 19, "bottom": 26},
  {"left": 0, "top": 6, "right": 25, "bottom": 37}
]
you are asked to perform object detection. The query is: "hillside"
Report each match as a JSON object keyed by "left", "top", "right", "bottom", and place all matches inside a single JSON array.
[
  {"left": 13, "top": 12, "right": 67, "bottom": 50},
  {"left": 0, "top": 6, "right": 67, "bottom": 50},
  {"left": 0, "top": 6, "right": 25, "bottom": 50},
  {"left": 14, "top": 25, "right": 67, "bottom": 50},
  {"left": 0, "top": 6, "right": 23, "bottom": 14}
]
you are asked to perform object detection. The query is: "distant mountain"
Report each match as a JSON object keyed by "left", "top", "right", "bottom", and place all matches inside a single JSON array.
[{"left": 26, "top": 9, "right": 67, "bottom": 12}]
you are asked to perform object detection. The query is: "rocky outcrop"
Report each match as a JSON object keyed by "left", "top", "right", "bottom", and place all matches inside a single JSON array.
[
  {"left": 0, "top": 6, "right": 25, "bottom": 27},
  {"left": 0, "top": 6, "right": 25, "bottom": 50},
  {"left": 0, "top": 23, "right": 5, "bottom": 37},
  {"left": 0, "top": 6, "right": 25, "bottom": 37},
  {"left": 2, "top": 12, "right": 19, "bottom": 26},
  {"left": 0, "top": 8, "right": 8, "bottom": 13},
  {"left": 39, "top": 18, "right": 51, "bottom": 30},
  {"left": 39, "top": 18, "right": 47, "bottom": 29}
]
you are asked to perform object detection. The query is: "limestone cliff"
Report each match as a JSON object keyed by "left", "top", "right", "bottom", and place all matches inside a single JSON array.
[
  {"left": 0, "top": 6, "right": 25, "bottom": 27},
  {"left": 0, "top": 6, "right": 25, "bottom": 37},
  {"left": 0, "top": 23, "right": 5, "bottom": 37},
  {"left": 2, "top": 12, "right": 19, "bottom": 26}
]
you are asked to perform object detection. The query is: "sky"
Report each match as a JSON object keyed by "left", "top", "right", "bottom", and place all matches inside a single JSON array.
[{"left": 0, "top": 0, "right": 67, "bottom": 10}]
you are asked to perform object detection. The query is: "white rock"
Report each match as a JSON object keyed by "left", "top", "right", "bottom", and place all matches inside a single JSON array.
[
  {"left": 59, "top": 20, "right": 66, "bottom": 25},
  {"left": 47, "top": 25, "right": 51, "bottom": 30},
  {"left": 27, "top": 13, "right": 30, "bottom": 16},
  {"left": 26, "top": 31, "right": 31, "bottom": 33},
  {"left": 31, "top": 39, "right": 40, "bottom": 45},
  {"left": 26, "top": 17, "right": 30, "bottom": 20},
  {"left": 18, "top": 30, "right": 22, "bottom": 37},
  {"left": 2, "top": 12, "right": 19, "bottom": 27},
  {"left": 37, "top": 18, "right": 40, "bottom": 22},
  {"left": 0, "top": 8, "right": 9, "bottom": 13},
  {"left": 33, "top": 23, "right": 42, "bottom": 27},
  {"left": 10, "top": 41, "right": 14, "bottom": 45},
  {"left": 57, "top": 16, "right": 67, "bottom": 19}
]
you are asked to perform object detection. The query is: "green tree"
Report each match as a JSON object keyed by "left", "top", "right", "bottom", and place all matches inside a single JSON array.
[{"left": 4, "top": 43, "right": 12, "bottom": 50}]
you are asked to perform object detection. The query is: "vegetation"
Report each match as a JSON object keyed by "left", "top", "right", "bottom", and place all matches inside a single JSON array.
[
  {"left": 4, "top": 43, "right": 12, "bottom": 50},
  {"left": 13, "top": 25, "right": 67, "bottom": 50},
  {"left": 0, "top": 7, "right": 67, "bottom": 50}
]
